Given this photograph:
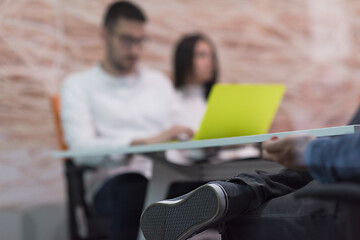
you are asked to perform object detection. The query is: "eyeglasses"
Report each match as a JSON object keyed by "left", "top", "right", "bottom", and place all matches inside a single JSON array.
[{"left": 112, "top": 33, "right": 148, "bottom": 47}]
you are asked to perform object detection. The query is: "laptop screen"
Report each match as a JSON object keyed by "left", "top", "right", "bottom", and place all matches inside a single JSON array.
[{"left": 194, "top": 84, "right": 285, "bottom": 140}]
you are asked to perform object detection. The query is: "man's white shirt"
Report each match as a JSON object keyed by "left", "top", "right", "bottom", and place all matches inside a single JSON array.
[{"left": 61, "top": 64, "right": 182, "bottom": 200}]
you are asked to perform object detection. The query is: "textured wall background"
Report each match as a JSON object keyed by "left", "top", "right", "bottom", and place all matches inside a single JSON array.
[{"left": 1, "top": 0, "right": 360, "bottom": 208}]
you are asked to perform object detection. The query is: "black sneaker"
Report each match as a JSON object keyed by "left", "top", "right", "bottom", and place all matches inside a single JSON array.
[{"left": 140, "top": 183, "right": 228, "bottom": 240}]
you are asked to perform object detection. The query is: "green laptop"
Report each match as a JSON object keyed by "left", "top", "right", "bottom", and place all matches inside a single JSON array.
[{"left": 193, "top": 83, "right": 285, "bottom": 140}]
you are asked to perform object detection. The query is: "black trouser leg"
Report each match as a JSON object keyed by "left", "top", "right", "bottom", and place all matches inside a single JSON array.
[
  {"left": 94, "top": 173, "right": 148, "bottom": 240},
  {"left": 221, "top": 190, "right": 360, "bottom": 240}
]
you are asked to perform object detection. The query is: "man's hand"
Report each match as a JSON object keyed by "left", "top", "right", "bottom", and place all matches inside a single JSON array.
[
  {"left": 262, "top": 134, "right": 315, "bottom": 171},
  {"left": 131, "top": 125, "right": 194, "bottom": 145},
  {"left": 153, "top": 125, "right": 194, "bottom": 143}
]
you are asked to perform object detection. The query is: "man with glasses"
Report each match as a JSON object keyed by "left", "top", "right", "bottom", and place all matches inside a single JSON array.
[{"left": 61, "top": 1, "right": 192, "bottom": 239}]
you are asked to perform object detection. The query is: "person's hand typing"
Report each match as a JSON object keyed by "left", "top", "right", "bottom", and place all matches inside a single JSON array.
[
  {"left": 158, "top": 125, "right": 194, "bottom": 142},
  {"left": 131, "top": 125, "right": 193, "bottom": 145},
  {"left": 262, "top": 134, "right": 315, "bottom": 171}
]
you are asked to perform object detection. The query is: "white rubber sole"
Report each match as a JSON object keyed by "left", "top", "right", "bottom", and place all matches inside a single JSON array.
[{"left": 140, "top": 183, "right": 227, "bottom": 240}]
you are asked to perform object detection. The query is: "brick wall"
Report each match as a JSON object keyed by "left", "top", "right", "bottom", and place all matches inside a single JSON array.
[{"left": 1, "top": 0, "right": 360, "bottom": 208}]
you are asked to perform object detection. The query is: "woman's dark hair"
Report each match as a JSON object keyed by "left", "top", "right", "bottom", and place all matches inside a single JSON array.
[
  {"left": 173, "top": 33, "right": 218, "bottom": 99},
  {"left": 103, "top": 1, "right": 147, "bottom": 31}
]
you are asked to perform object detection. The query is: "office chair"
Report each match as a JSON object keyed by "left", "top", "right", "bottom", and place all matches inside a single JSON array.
[{"left": 51, "top": 95, "right": 109, "bottom": 240}]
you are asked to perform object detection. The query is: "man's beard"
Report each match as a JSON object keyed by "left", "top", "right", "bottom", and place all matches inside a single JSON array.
[
  {"left": 110, "top": 58, "right": 129, "bottom": 72},
  {"left": 107, "top": 48, "right": 136, "bottom": 73}
]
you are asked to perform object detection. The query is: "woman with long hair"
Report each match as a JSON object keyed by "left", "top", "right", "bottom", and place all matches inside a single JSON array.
[
  {"left": 164, "top": 33, "right": 220, "bottom": 198},
  {"left": 173, "top": 33, "right": 219, "bottom": 131}
]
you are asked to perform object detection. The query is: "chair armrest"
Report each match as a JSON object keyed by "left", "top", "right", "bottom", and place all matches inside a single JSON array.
[{"left": 294, "top": 182, "right": 360, "bottom": 202}]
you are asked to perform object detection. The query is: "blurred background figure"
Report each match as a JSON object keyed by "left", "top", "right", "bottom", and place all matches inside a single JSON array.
[
  {"left": 173, "top": 33, "right": 218, "bottom": 132},
  {"left": 168, "top": 33, "right": 260, "bottom": 164},
  {"left": 61, "top": 1, "right": 192, "bottom": 239},
  {"left": 164, "top": 33, "right": 219, "bottom": 199},
  {"left": 164, "top": 33, "right": 219, "bottom": 166}
]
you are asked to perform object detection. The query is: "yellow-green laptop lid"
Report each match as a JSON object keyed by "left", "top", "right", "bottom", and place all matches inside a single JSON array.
[{"left": 193, "top": 84, "right": 285, "bottom": 140}]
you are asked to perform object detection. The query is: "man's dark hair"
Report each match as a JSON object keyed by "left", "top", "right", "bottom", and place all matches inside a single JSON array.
[
  {"left": 103, "top": 1, "right": 147, "bottom": 30},
  {"left": 173, "top": 33, "right": 218, "bottom": 99}
]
